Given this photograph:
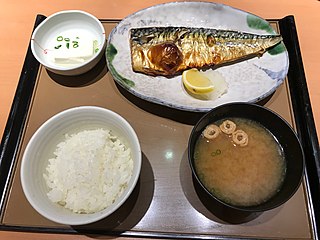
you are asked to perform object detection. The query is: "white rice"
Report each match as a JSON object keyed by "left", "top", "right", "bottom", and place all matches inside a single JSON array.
[{"left": 43, "top": 128, "right": 133, "bottom": 214}]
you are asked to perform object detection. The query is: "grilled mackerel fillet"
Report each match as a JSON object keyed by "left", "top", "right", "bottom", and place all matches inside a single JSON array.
[{"left": 130, "top": 27, "right": 282, "bottom": 77}]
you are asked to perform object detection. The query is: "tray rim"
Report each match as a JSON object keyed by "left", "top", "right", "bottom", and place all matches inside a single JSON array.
[{"left": 0, "top": 15, "right": 319, "bottom": 240}]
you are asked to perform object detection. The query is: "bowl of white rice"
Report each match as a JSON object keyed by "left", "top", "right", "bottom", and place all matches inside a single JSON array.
[{"left": 20, "top": 106, "right": 141, "bottom": 225}]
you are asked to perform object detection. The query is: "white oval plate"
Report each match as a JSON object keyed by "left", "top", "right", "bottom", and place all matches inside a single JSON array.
[{"left": 106, "top": 2, "right": 289, "bottom": 112}]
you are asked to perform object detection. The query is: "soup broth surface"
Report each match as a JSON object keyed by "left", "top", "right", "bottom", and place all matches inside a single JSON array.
[{"left": 194, "top": 117, "right": 286, "bottom": 207}]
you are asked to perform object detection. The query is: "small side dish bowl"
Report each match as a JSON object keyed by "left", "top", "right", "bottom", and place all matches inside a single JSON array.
[
  {"left": 188, "top": 103, "right": 304, "bottom": 212},
  {"left": 31, "top": 10, "right": 106, "bottom": 75},
  {"left": 20, "top": 106, "right": 141, "bottom": 225}
]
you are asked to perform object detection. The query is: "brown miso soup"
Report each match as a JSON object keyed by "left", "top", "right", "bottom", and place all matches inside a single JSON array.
[{"left": 194, "top": 117, "right": 286, "bottom": 207}]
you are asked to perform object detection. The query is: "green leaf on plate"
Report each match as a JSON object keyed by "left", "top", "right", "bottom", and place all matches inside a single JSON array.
[
  {"left": 247, "top": 14, "right": 274, "bottom": 34},
  {"left": 247, "top": 14, "right": 286, "bottom": 55},
  {"left": 106, "top": 44, "right": 135, "bottom": 88},
  {"left": 106, "top": 43, "right": 117, "bottom": 62},
  {"left": 268, "top": 42, "right": 286, "bottom": 55}
]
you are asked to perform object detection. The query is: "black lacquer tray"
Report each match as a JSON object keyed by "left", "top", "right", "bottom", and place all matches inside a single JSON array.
[{"left": 0, "top": 15, "right": 319, "bottom": 240}]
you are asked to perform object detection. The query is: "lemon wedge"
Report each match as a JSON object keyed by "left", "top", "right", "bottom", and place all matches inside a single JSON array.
[{"left": 182, "top": 68, "right": 214, "bottom": 94}]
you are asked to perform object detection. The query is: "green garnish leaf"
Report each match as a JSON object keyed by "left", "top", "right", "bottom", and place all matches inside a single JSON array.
[
  {"left": 211, "top": 149, "right": 221, "bottom": 157},
  {"left": 93, "top": 40, "right": 99, "bottom": 53},
  {"left": 72, "top": 41, "right": 79, "bottom": 48}
]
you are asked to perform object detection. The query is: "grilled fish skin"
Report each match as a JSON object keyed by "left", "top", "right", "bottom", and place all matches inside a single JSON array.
[{"left": 130, "top": 27, "right": 282, "bottom": 77}]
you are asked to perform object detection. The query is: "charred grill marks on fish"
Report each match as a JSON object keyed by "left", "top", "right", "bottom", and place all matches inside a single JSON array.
[{"left": 130, "top": 27, "right": 282, "bottom": 77}]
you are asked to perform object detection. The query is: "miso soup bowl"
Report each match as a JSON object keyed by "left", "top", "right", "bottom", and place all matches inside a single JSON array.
[{"left": 188, "top": 102, "right": 305, "bottom": 212}]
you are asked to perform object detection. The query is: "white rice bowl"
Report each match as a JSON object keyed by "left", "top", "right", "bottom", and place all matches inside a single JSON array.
[
  {"left": 44, "top": 128, "right": 133, "bottom": 214},
  {"left": 20, "top": 106, "right": 141, "bottom": 225}
]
